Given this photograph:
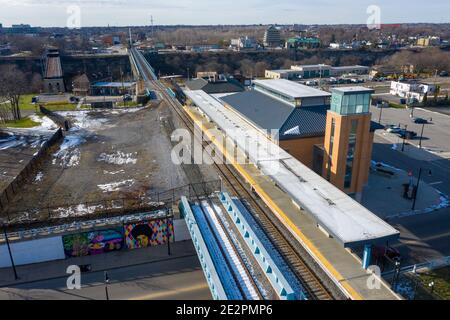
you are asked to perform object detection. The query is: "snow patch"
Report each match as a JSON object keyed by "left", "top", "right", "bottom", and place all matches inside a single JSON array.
[
  {"left": 34, "top": 171, "right": 44, "bottom": 182},
  {"left": 98, "top": 151, "right": 137, "bottom": 165},
  {"left": 30, "top": 115, "right": 58, "bottom": 131},
  {"left": 97, "top": 179, "right": 135, "bottom": 193}
]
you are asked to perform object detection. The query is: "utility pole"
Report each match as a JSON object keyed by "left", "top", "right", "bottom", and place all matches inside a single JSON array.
[
  {"left": 412, "top": 167, "right": 423, "bottom": 211},
  {"left": 2, "top": 224, "right": 18, "bottom": 280},
  {"left": 378, "top": 102, "right": 384, "bottom": 124}
]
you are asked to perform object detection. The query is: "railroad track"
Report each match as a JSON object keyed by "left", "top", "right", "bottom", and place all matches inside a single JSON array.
[{"left": 133, "top": 51, "right": 335, "bottom": 300}]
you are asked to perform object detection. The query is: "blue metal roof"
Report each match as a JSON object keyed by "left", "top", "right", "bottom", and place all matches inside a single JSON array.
[
  {"left": 280, "top": 105, "right": 329, "bottom": 140},
  {"left": 92, "top": 82, "right": 135, "bottom": 88},
  {"left": 221, "top": 90, "right": 294, "bottom": 131}
]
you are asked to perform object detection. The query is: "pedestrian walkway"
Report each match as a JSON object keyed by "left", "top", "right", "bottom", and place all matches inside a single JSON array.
[
  {"left": 362, "top": 163, "right": 449, "bottom": 220},
  {"left": 0, "top": 240, "right": 196, "bottom": 288}
]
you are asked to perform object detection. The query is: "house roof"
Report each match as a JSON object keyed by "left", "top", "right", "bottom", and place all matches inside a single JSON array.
[{"left": 186, "top": 78, "right": 244, "bottom": 94}]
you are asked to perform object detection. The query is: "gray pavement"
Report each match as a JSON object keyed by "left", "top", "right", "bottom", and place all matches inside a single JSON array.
[
  {"left": 371, "top": 105, "right": 450, "bottom": 157},
  {"left": 370, "top": 134, "right": 450, "bottom": 266},
  {"left": 0, "top": 241, "right": 211, "bottom": 300}
]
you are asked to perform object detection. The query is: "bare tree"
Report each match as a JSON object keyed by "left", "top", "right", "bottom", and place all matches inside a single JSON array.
[{"left": 0, "top": 65, "right": 28, "bottom": 120}]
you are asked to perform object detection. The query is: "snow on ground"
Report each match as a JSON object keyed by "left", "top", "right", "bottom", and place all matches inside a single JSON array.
[
  {"left": 52, "top": 134, "right": 85, "bottom": 168},
  {"left": 34, "top": 171, "right": 44, "bottom": 182},
  {"left": 0, "top": 131, "right": 47, "bottom": 151},
  {"left": 29, "top": 115, "right": 58, "bottom": 131},
  {"left": 98, "top": 151, "right": 137, "bottom": 165},
  {"left": 103, "top": 169, "right": 125, "bottom": 175},
  {"left": 97, "top": 179, "right": 135, "bottom": 193},
  {"left": 53, "top": 204, "right": 105, "bottom": 218}
]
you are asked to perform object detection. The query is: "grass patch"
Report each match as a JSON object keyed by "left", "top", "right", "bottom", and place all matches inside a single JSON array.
[
  {"left": 388, "top": 102, "right": 407, "bottom": 109},
  {"left": 18, "top": 94, "right": 77, "bottom": 112},
  {"left": 0, "top": 116, "right": 40, "bottom": 128},
  {"left": 418, "top": 267, "right": 450, "bottom": 300},
  {"left": 116, "top": 101, "right": 140, "bottom": 108}
]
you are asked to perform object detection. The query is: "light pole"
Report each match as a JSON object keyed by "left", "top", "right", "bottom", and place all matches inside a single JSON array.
[
  {"left": 104, "top": 271, "right": 110, "bottom": 301},
  {"left": 412, "top": 167, "right": 426, "bottom": 211},
  {"left": 166, "top": 210, "right": 171, "bottom": 256},
  {"left": 401, "top": 124, "right": 408, "bottom": 152},
  {"left": 2, "top": 224, "right": 18, "bottom": 280},
  {"left": 419, "top": 123, "right": 426, "bottom": 148}
]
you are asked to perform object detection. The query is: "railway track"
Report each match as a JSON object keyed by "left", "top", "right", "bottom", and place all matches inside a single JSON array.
[{"left": 133, "top": 50, "right": 336, "bottom": 300}]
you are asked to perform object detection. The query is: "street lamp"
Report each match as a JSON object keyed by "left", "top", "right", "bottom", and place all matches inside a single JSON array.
[
  {"left": 429, "top": 281, "right": 435, "bottom": 295},
  {"left": 401, "top": 124, "right": 408, "bottom": 152},
  {"left": 104, "top": 271, "right": 110, "bottom": 301},
  {"left": 2, "top": 224, "right": 18, "bottom": 280},
  {"left": 411, "top": 168, "right": 431, "bottom": 211}
]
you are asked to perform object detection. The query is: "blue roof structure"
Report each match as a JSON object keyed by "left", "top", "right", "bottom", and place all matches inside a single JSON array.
[
  {"left": 222, "top": 90, "right": 383, "bottom": 141},
  {"left": 92, "top": 82, "right": 135, "bottom": 88}
]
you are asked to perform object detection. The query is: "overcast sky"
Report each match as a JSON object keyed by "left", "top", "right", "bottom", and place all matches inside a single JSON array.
[{"left": 0, "top": 0, "right": 449, "bottom": 27}]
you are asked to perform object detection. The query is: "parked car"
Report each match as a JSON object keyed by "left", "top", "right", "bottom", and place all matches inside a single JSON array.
[
  {"left": 412, "top": 117, "right": 428, "bottom": 124},
  {"left": 31, "top": 96, "right": 39, "bottom": 104},
  {"left": 398, "top": 130, "right": 417, "bottom": 139},
  {"left": 69, "top": 96, "right": 80, "bottom": 103},
  {"left": 123, "top": 94, "right": 133, "bottom": 101},
  {"left": 440, "top": 71, "right": 449, "bottom": 77},
  {"left": 386, "top": 126, "right": 402, "bottom": 134}
]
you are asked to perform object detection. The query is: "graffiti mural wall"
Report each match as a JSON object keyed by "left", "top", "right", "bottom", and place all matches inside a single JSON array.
[
  {"left": 63, "top": 228, "right": 124, "bottom": 257},
  {"left": 124, "top": 219, "right": 174, "bottom": 250}
]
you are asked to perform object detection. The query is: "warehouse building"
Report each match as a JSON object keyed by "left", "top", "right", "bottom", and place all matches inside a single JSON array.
[{"left": 265, "top": 64, "right": 369, "bottom": 80}]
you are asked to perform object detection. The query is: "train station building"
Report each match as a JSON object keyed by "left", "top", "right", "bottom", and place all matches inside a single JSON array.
[{"left": 219, "top": 79, "right": 382, "bottom": 199}]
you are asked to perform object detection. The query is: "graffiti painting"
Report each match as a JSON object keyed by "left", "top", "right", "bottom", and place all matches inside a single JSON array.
[
  {"left": 63, "top": 228, "right": 124, "bottom": 257},
  {"left": 124, "top": 219, "right": 174, "bottom": 250}
]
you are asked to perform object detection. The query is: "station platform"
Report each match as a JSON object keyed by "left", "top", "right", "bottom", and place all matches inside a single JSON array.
[{"left": 183, "top": 103, "right": 402, "bottom": 300}]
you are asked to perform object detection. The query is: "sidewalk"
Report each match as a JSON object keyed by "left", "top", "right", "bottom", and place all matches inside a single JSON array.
[
  {"left": 0, "top": 240, "right": 197, "bottom": 288},
  {"left": 362, "top": 165, "right": 448, "bottom": 220}
]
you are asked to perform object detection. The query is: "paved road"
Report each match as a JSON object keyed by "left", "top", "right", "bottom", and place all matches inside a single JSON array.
[
  {"left": 0, "top": 256, "right": 211, "bottom": 300},
  {"left": 372, "top": 135, "right": 450, "bottom": 265},
  {"left": 371, "top": 105, "right": 450, "bottom": 156}
]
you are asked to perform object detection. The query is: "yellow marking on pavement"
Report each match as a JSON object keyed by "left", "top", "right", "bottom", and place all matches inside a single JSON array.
[
  {"left": 130, "top": 283, "right": 210, "bottom": 300},
  {"left": 184, "top": 106, "right": 364, "bottom": 300}
]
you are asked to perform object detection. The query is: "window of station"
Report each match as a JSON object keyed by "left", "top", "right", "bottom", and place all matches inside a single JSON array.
[
  {"left": 344, "top": 120, "right": 358, "bottom": 189},
  {"left": 333, "top": 93, "right": 370, "bottom": 115}
]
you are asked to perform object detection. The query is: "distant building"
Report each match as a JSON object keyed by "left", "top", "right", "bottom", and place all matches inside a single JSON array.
[
  {"left": 5, "top": 24, "right": 38, "bottom": 35},
  {"left": 265, "top": 64, "right": 369, "bottom": 80},
  {"left": 390, "top": 81, "right": 436, "bottom": 103},
  {"left": 72, "top": 74, "right": 91, "bottom": 96},
  {"left": 263, "top": 26, "right": 281, "bottom": 48},
  {"left": 0, "top": 43, "right": 11, "bottom": 56},
  {"left": 230, "top": 36, "right": 257, "bottom": 51},
  {"left": 91, "top": 82, "right": 136, "bottom": 96},
  {"left": 417, "top": 36, "right": 441, "bottom": 47},
  {"left": 43, "top": 49, "right": 65, "bottom": 94},
  {"left": 285, "top": 37, "right": 321, "bottom": 49},
  {"left": 185, "top": 76, "right": 245, "bottom": 94}
]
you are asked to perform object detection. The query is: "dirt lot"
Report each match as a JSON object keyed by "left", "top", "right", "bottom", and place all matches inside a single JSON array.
[{"left": 3, "top": 103, "right": 199, "bottom": 220}]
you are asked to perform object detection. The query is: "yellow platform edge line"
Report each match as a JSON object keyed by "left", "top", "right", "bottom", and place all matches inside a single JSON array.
[{"left": 184, "top": 106, "right": 364, "bottom": 300}]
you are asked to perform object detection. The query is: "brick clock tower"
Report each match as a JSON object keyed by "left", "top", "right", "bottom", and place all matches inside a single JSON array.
[{"left": 322, "top": 87, "right": 375, "bottom": 202}]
